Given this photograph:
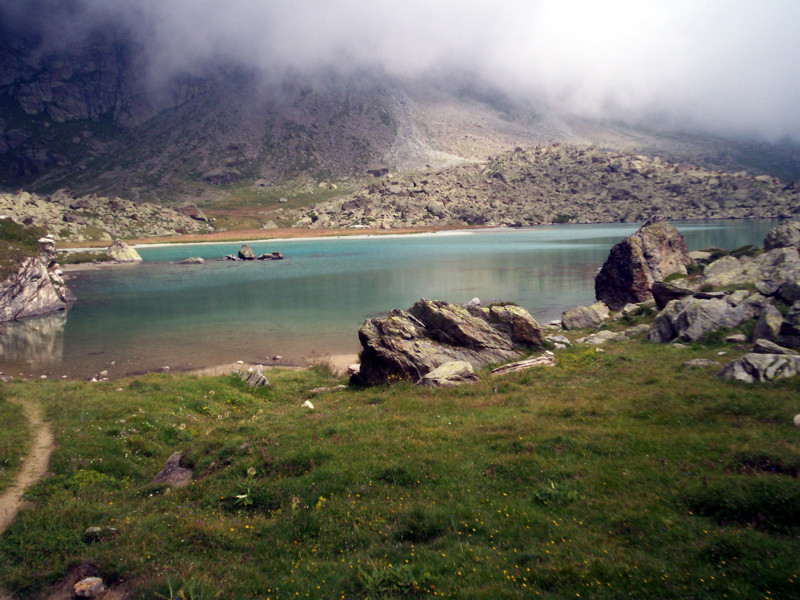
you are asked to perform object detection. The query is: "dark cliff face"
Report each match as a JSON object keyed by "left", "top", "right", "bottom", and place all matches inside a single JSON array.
[{"left": 3, "top": 15, "right": 800, "bottom": 205}]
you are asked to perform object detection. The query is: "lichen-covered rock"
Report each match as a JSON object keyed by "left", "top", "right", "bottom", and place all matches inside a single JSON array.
[
  {"left": 561, "top": 301, "right": 610, "bottom": 330},
  {"left": 753, "top": 304, "right": 784, "bottom": 342},
  {"left": 648, "top": 291, "right": 766, "bottom": 343},
  {"left": 73, "top": 577, "right": 106, "bottom": 598},
  {"left": 354, "top": 299, "right": 544, "bottom": 385},
  {"left": 594, "top": 217, "right": 693, "bottom": 310},
  {"left": 238, "top": 245, "right": 256, "bottom": 260},
  {"left": 106, "top": 238, "right": 142, "bottom": 262},
  {"left": 418, "top": 361, "right": 478, "bottom": 387},
  {"left": 241, "top": 368, "right": 270, "bottom": 388},
  {"left": 764, "top": 220, "right": 800, "bottom": 250},
  {"left": 703, "top": 248, "right": 800, "bottom": 295},
  {"left": 753, "top": 339, "right": 799, "bottom": 356},
  {"left": 717, "top": 353, "right": 800, "bottom": 383}
]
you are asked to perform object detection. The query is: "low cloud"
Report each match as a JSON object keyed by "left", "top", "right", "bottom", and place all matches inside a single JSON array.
[{"left": 3, "top": 0, "right": 800, "bottom": 142}]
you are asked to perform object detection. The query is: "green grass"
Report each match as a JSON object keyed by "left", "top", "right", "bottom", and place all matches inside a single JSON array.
[
  {"left": 57, "top": 251, "right": 114, "bottom": 265},
  {"left": 0, "top": 339, "right": 798, "bottom": 598},
  {"left": 0, "top": 392, "right": 29, "bottom": 493},
  {"left": 0, "top": 220, "right": 47, "bottom": 280}
]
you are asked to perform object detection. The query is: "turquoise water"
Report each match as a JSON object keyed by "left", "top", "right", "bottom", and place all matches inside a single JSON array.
[{"left": 0, "top": 220, "right": 779, "bottom": 378}]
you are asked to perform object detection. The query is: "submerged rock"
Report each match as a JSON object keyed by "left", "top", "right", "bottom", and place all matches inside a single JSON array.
[
  {"left": 354, "top": 299, "right": 544, "bottom": 386},
  {"left": 238, "top": 245, "right": 256, "bottom": 260},
  {"left": 106, "top": 238, "right": 142, "bottom": 262},
  {"left": 177, "top": 256, "right": 205, "bottom": 265},
  {"left": 594, "top": 217, "right": 693, "bottom": 310}
]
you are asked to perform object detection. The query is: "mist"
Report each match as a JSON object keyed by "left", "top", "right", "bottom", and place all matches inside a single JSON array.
[{"left": 3, "top": 0, "right": 800, "bottom": 143}]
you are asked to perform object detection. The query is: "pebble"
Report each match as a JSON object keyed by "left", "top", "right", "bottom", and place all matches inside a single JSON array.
[{"left": 302, "top": 400, "right": 315, "bottom": 410}]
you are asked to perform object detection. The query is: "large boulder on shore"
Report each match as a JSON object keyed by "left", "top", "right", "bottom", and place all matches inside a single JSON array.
[
  {"left": 106, "top": 238, "right": 142, "bottom": 262},
  {"left": 648, "top": 290, "right": 766, "bottom": 343},
  {"left": 595, "top": 217, "right": 693, "bottom": 310},
  {"left": 354, "top": 299, "right": 544, "bottom": 385}
]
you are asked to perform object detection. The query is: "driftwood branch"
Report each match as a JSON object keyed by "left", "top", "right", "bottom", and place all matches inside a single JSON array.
[{"left": 490, "top": 353, "right": 556, "bottom": 376}]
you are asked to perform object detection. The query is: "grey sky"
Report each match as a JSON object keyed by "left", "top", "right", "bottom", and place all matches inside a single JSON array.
[{"left": 4, "top": 0, "right": 800, "bottom": 142}]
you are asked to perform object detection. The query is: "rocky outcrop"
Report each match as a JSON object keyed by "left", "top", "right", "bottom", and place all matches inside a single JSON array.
[
  {"left": 0, "top": 191, "right": 211, "bottom": 242},
  {"left": 764, "top": 220, "right": 800, "bottom": 251},
  {"left": 106, "top": 239, "right": 142, "bottom": 262},
  {"left": 561, "top": 301, "right": 610, "bottom": 330},
  {"left": 594, "top": 217, "right": 693, "bottom": 310},
  {"left": 0, "top": 236, "right": 74, "bottom": 323},
  {"left": 753, "top": 304, "right": 784, "bottom": 342},
  {"left": 703, "top": 248, "right": 800, "bottom": 295},
  {"left": 778, "top": 301, "right": 800, "bottom": 349},
  {"left": 648, "top": 290, "right": 767, "bottom": 343},
  {"left": 238, "top": 245, "right": 256, "bottom": 260},
  {"left": 717, "top": 353, "right": 800, "bottom": 383},
  {"left": 354, "top": 299, "right": 544, "bottom": 385}
]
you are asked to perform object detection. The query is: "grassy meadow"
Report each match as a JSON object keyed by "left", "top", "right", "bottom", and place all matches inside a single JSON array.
[{"left": 0, "top": 333, "right": 799, "bottom": 599}]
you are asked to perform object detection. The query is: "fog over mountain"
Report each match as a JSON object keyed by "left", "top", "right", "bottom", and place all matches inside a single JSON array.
[{"left": 4, "top": 0, "right": 799, "bottom": 142}]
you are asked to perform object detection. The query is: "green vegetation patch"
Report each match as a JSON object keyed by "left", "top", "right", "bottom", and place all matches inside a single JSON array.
[
  {"left": 0, "top": 220, "right": 46, "bottom": 280},
  {"left": 0, "top": 340, "right": 799, "bottom": 598},
  {"left": 0, "top": 392, "right": 29, "bottom": 492}
]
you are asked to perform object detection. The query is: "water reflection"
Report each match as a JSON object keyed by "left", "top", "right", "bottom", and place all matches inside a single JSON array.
[{"left": 0, "top": 312, "right": 66, "bottom": 371}]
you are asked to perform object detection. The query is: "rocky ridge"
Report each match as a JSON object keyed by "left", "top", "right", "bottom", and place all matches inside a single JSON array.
[
  {"left": 293, "top": 145, "right": 800, "bottom": 229},
  {"left": 0, "top": 190, "right": 211, "bottom": 241}
]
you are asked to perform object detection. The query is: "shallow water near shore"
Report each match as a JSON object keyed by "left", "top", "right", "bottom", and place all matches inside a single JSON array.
[{"left": 0, "top": 219, "right": 779, "bottom": 379}]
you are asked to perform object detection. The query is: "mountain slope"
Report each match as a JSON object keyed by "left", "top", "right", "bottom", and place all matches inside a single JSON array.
[{"left": 2, "top": 26, "right": 800, "bottom": 206}]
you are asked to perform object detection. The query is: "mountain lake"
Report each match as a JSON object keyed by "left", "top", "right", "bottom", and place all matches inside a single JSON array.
[{"left": 0, "top": 219, "right": 780, "bottom": 378}]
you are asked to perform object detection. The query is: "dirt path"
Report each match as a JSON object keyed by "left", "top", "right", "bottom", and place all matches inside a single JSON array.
[{"left": 0, "top": 399, "right": 55, "bottom": 535}]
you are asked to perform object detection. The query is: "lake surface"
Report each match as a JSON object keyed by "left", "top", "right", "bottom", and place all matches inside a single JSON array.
[{"left": 0, "top": 219, "right": 779, "bottom": 378}]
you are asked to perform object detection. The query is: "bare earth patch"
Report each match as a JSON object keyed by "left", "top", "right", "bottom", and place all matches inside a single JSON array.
[{"left": 0, "top": 399, "right": 54, "bottom": 535}]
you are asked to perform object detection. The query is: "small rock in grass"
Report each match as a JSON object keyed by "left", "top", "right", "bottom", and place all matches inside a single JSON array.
[
  {"left": 302, "top": 400, "right": 315, "bottom": 409},
  {"left": 74, "top": 577, "right": 105, "bottom": 597},
  {"left": 794, "top": 414, "right": 800, "bottom": 427},
  {"left": 683, "top": 358, "right": 722, "bottom": 368},
  {"left": 725, "top": 333, "right": 747, "bottom": 343}
]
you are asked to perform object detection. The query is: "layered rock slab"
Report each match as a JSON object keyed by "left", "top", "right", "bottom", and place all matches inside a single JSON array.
[
  {"left": 354, "top": 299, "right": 544, "bottom": 385},
  {"left": 1, "top": 236, "right": 75, "bottom": 323}
]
